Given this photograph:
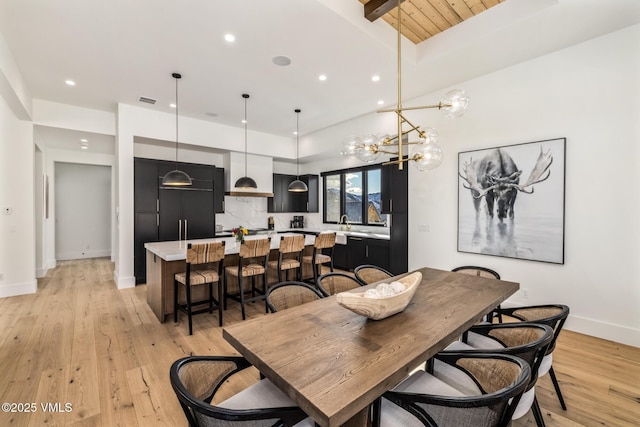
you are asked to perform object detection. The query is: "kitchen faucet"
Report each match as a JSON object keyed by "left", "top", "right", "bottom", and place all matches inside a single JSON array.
[{"left": 339, "top": 214, "right": 351, "bottom": 231}]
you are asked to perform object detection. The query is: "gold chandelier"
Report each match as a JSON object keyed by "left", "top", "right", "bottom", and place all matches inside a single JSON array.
[{"left": 342, "top": 0, "right": 469, "bottom": 171}]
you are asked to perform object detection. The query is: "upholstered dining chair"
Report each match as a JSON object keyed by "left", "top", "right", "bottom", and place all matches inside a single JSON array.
[
  {"left": 170, "top": 355, "right": 315, "bottom": 426},
  {"left": 374, "top": 352, "right": 531, "bottom": 427},
  {"left": 316, "top": 272, "right": 364, "bottom": 297},
  {"left": 174, "top": 241, "right": 225, "bottom": 335},
  {"left": 266, "top": 281, "right": 324, "bottom": 313},
  {"left": 224, "top": 237, "right": 271, "bottom": 320},
  {"left": 493, "top": 304, "right": 570, "bottom": 411},
  {"left": 353, "top": 264, "right": 393, "bottom": 286},
  {"left": 438, "top": 322, "right": 554, "bottom": 427},
  {"left": 302, "top": 232, "right": 336, "bottom": 284},
  {"left": 451, "top": 265, "right": 502, "bottom": 322},
  {"left": 267, "top": 234, "right": 305, "bottom": 283}
]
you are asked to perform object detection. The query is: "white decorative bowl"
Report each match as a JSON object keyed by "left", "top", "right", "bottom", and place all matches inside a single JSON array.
[{"left": 336, "top": 271, "right": 422, "bottom": 320}]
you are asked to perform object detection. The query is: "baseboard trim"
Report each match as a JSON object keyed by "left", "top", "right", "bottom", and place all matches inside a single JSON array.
[
  {"left": 0, "top": 280, "right": 37, "bottom": 297},
  {"left": 57, "top": 250, "right": 111, "bottom": 261},
  {"left": 565, "top": 315, "right": 640, "bottom": 349},
  {"left": 36, "top": 268, "right": 48, "bottom": 279},
  {"left": 114, "top": 269, "right": 135, "bottom": 289}
]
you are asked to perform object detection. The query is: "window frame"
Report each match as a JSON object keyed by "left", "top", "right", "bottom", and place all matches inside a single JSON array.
[{"left": 321, "top": 163, "right": 387, "bottom": 227}]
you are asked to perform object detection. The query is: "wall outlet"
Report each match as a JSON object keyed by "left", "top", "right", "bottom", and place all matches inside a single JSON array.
[
  {"left": 521, "top": 289, "right": 529, "bottom": 299},
  {"left": 3, "top": 207, "right": 11, "bottom": 215},
  {"left": 0, "top": 273, "right": 4, "bottom": 281},
  {"left": 417, "top": 224, "right": 430, "bottom": 232}
]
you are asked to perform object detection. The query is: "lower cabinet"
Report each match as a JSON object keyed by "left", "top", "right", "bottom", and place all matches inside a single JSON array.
[{"left": 333, "top": 237, "right": 390, "bottom": 272}]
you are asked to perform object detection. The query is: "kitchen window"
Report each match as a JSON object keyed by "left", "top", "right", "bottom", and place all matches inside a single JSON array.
[{"left": 322, "top": 164, "right": 388, "bottom": 226}]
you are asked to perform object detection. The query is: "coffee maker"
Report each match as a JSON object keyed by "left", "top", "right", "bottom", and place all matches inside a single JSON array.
[
  {"left": 291, "top": 215, "right": 304, "bottom": 229},
  {"left": 267, "top": 216, "right": 274, "bottom": 230}
]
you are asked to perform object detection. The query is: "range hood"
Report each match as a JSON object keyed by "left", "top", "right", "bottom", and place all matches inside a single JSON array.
[{"left": 224, "top": 152, "right": 274, "bottom": 197}]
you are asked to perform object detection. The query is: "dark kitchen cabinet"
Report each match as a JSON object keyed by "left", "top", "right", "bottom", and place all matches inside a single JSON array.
[
  {"left": 344, "top": 236, "right": 390, "bottom": 272},
  {"left": 213, "top": 166, "right": 225, "bottom": 213},
  {"left": 134, "top": 158, "right": 218, "bottom": 284},
  {"left": 380, "top": 162, "right": 408, "bottom": 214},
  {"left": 332, "top": 243, "right": 348, "bottom": 270},
  {"left": 268, "top": 173, "right": 319, "bottom": 213}
]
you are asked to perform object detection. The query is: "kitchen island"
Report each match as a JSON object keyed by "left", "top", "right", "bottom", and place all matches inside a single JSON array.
[{"left": 144, "top": 232, "right": 320, "bottom": 323}]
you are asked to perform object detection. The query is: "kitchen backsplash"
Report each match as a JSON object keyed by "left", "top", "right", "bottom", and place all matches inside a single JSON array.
[{"left": 216, "top": 196, "right": 323, "bottom": 231}]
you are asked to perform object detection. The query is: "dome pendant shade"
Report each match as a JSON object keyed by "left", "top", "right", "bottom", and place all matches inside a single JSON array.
[
  {"left": 288, "top": 179, "right": 308, "bottom": 192},
  {"left": 289, "top": 108, "right": 308, "bottom": 193},
  {"left": 162, "top": 169, "right": 193, "bottom": 186},
  {"left": 235, "top": 93, "right": 258, "bottom": 190},
  {"left": 234, "top": 176, "right": 258, "bottom": 189},
  {"left": 162, "top": 72, "right": 192, "bottom": 187}
]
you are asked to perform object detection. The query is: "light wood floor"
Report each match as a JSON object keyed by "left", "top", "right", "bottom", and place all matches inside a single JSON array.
[{"left": 0, "top": 258, "right": 638, "bottom": 426}]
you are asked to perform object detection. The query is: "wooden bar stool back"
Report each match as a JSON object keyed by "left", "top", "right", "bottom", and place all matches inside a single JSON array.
[
  {"left": 224, "top": 237, "right": 271, "bottom": 320},
  {"left": 174, "top": 241, "right": 225, "bottom": 335},
  {"left": 302, "top": 232, "right": 336, "bottom": 284},
  {"left": 267, "top": 234, "right": 305, "bottom": 283}
]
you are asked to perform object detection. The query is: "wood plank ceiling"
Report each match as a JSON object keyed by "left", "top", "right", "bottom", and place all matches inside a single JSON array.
[{"left": 360, "top": 0, "right": 506, "bottom": 44}]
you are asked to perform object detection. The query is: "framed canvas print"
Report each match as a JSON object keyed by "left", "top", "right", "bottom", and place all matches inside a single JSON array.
[{"left": 457, "top": 137, "right": 566, "bottom": 264}]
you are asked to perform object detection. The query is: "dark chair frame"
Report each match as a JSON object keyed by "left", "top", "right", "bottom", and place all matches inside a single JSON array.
[
  {"left": 452, "top": 265, "right": 502, "bottom": 322},
  {"left": 437, "top": 322, "right": 554, "bottom": 427},
  {"left": 303, "top": 233, "right": 336, "bottom": 284},
  {"left": 494, "top": 304, "right": 570, "bottom": 410},
  {"left": 353, "top": 264, "right": 393, "bottom": 286},
  {"left": 170, "top": 355, "right": 309, "bottom": 426},
  {"left": 316, "top": 272, "right": 364, "bottom": 297},
  {"left": 374, "top": 352, "right": 531, "bottom": 427},
  {"left": 266, "top": 281, "right": 324, "bottom": 313},
  {"left": 174, "top": 242, "right": 225, "bottom": 335},
  {"left": 224, "top": 238, "right": 271, "bottom": 320}
]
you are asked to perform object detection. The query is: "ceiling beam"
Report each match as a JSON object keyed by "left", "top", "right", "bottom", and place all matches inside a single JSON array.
[{"left": 364, "top": 0, "right": 407, "bottom": 22}]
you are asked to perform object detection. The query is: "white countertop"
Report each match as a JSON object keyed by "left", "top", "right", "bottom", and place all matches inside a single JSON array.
[{"left": 145, "top": 232, "right": 319, "bottom": 261}]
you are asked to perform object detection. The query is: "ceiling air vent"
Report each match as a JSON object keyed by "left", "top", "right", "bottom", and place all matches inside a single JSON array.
[{"left": 138, "top": 96, "right": 157, "bottom": 105}]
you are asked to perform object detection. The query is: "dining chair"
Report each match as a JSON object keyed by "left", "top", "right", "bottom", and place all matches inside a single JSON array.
[
  {"left": 374, "top": 352, "right": 531, "bottom": 427},
  {"left": 353, "top": 264, "right": 393, "bottom": 286},
  {"left": 267, "top": 234, "right": 305, "bottom": 283},
  {"left": 302, "top": 232, "right": 336, "bottom": 284},
  {"left": 224, "top": 237, "right": 271, "bottom": 320},
  {"left": 174, "top": 241, "right": 225, "bottom": 335},
  {"left": 316, "top": 272, "right": 364, "bottom": 297},
  {"left": 494, "top": 304, "right": 570, "bottom": 410},
  {"left": 170, "top": 355, "right": 315, "bottom": 426},
  {"left": 266, "top": 281, "right": 324, "bottom": 313},
  {"left": 438, "top": 322, "right": 554, "bottom": 427},
  {"left": 451, "top": 265, "right": 502, "bottom": 322}
]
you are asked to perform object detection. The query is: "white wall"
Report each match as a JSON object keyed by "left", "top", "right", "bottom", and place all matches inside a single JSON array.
[
  {"left": 303, "top": 24, "right": 640, "bottom": 347},
  {"left": 0, "top": 93, "right": 35, "bottom": 296},
  {"left": 54, "top": 163, "right": 111, "bottom": 260}
]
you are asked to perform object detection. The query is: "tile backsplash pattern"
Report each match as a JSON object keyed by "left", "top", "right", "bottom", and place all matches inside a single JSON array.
[{"left": 216, "top": 196, "right": 323, "bottom": 231}]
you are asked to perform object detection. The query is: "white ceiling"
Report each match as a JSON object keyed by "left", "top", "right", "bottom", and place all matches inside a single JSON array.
[{"left": 2, "top": 0, "right": 640, "bottom": 143}]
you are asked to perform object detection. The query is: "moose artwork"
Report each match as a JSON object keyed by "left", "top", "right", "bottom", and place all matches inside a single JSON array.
[{"left": 457, "top": 138, "right": 565, "bottom": 264}]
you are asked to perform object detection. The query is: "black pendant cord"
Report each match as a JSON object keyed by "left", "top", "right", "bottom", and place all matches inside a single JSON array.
[
  {"left": 296, "top": 109, "right": 300, "bottom": 179},
  {"left": 244, "top": 95, "right": 248, "bottom": 177},
  {"left": 175, "top": 75, "right": 179, "bottom": 170}
]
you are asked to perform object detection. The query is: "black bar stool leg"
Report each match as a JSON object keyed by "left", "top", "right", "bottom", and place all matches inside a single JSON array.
[{"left": 549, "top": 366, "right": 567, "bottom": 410}]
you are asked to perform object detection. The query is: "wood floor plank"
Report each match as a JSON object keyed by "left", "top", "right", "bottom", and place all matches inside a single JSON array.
[{"left": 0, "top": 258, "right": 637, "bottom": 426}]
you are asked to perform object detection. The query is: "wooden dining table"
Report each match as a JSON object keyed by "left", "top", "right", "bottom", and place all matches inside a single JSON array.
[{"left": 222, "top": 266, "right": 519, "bottom": 427}]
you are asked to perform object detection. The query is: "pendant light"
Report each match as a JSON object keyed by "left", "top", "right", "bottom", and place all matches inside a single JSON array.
[
  {"left": 234, "top": 93, "right": 258, "bottom": 189},
  {"left": 288, "top": 109, "right": 308, "bottom": 192},
  {"left": 161, "top": 73, "right": 192, "bottom": 186}
]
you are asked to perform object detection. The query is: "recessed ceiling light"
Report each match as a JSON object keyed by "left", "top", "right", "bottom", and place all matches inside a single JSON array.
[
  {"left": 241, "top": 119, "right": 247, "bottom": 124},
  {"left": 372, "top": 75, "right": 380, "bottom": 82},
  {"left": 377, "top": 100, "right": 384, "bottom": 105},
  {"left": 80, "top": 138, "right": 88, "bottom": 142},
  {"left": 318, "top": 74, "right": 327, "bottom": 81},
  {"left": 170, "top": 103, "right": 176, "bottom": 108},
  {"left": 273, "top": 56, "right": 291, "bottom": 66},
  {"left": 65, "top": 79, "right": 76, "bottom": 86},
  {"left": 81, "top": 145, "right": 88, "bottom": 150},
  {"left": 293, "top": 131, "right": 298, "bottom": 135},
  {"left": 224, "top": 34, "right": 235, "bottom": 42}
]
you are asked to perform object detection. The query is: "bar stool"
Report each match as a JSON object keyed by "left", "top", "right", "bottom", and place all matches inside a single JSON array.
[
  {"left": 224, "top": 237, "right": 271, "bottom": 320},
  {"left": 174, "top": 241, "right": 225, "bottom": 335},
  {"left": 267, "top": 234, "right": 305, "bottom": 283},
  {"left": 302, "top": 232, "right": 336, "bottom": 284}
]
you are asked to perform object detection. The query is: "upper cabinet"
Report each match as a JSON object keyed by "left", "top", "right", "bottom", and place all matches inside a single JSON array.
[
  {"left": 268, "top": 173, "right": 319, "bottom": 213},
  {"left": 380, "top": 163, "right": 408, "bottom": 214}
]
